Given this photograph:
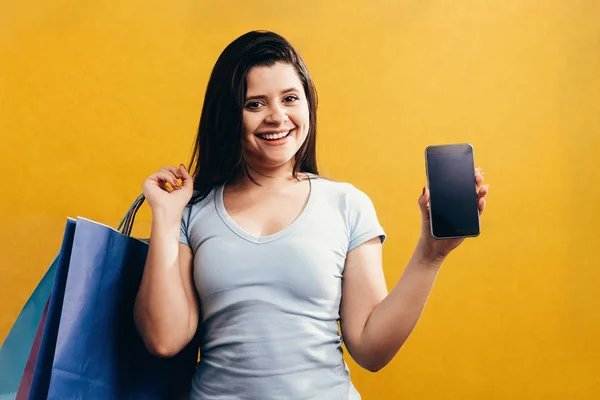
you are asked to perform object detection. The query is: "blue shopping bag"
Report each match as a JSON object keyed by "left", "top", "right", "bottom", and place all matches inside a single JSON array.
[
  {"left": 42, "top": 195, "right": 199, "bottom": 399},
  {"left": 0, "top": 254, "right": 57, "bottom": 400},
  {"left": 27, "top": 219, "right": 77, "bottom": 400}
]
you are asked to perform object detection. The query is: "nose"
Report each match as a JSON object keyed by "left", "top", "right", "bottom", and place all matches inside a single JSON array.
[{"left": 265, "top": 104, "right": 288, "bottom": 125}]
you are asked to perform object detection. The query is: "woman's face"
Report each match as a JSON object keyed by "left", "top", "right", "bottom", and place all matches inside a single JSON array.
[{"left": 241, "top": 62, "right": 310, "bottom": 172}]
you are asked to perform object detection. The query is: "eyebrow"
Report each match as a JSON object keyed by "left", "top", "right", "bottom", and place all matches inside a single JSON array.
[{"left": 245, "top": 87, "right": 301, "bottom": 101}]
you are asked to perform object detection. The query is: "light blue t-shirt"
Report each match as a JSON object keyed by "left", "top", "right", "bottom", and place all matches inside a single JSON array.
[{"left": 180, "top": 175, "right": 386, "bottom": 400}]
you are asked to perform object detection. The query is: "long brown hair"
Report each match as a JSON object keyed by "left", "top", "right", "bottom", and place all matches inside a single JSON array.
[{"left": 188, "top": 30, "right": 319, "bottom": 204}]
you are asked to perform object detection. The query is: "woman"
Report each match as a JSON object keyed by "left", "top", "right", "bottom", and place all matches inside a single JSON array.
[{"left": 134, "top": 30, "right": 489, "bottom": 399}]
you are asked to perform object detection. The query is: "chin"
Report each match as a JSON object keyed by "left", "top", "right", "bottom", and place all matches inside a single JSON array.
[
  {"left": 256, "top": 148, "right": 297, "bottom": 166},
  {"left": 261, "top": 157, "right": 296, "bottom": 170}
]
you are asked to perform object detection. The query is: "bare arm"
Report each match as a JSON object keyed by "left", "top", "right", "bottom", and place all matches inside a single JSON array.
[
  {"left": 133, "top": 165, "right": 199, "bottom": 357},
  {"left": 134, "top": 211, "right": 199, "bottom": 357},
  {"left": 340, "top": 238, "right": 441, "bottom": 372},
  {"left": 341, "top": 173, "right": 489, "bottom": 372}
]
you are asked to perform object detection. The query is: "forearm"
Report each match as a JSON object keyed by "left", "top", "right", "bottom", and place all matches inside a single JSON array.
[
  {"left": 134, "top": 210, "right": 192, "bottom": 354},
  {"left": 358, "top": 247, "right": 443, "bottom": 371}
]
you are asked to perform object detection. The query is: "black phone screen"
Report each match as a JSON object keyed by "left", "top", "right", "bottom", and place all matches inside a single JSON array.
[{"left": 426, "top": 144, "right": 480, "bottom": 239}]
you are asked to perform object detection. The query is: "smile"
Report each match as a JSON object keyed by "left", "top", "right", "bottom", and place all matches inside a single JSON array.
[{"left": 256, "top": 129, "right": 294, "bottom": 141}]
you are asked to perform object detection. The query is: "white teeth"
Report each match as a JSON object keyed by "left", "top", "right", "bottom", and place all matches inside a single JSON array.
[{"left": 259, "top": 131, "right": 290, "bottom": 140}]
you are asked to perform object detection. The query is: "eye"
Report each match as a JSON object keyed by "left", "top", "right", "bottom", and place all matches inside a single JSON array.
[
  {"left": 284, "top": 95, "right": 299, "bottom": 103},
  {"left": 245, "top": 101, "right": 262, "bottom": 110}
]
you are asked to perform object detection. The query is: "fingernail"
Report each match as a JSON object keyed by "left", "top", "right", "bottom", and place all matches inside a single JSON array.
[{"left": 422, "top": 187, "right": 426, "bottom": 195}]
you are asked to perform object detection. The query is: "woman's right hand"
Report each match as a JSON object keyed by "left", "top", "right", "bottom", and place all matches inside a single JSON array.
[{"left": 142, "top": 164, "right": 194, "bottom": 214}]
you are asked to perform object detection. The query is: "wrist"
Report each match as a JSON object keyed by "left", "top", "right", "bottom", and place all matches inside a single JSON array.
[
  {"left": 151, "top": 205, "right": 182, "bottom": 222},
  {"left": 150, "top": 207, "right": 183, "bottom": 237},
  {"left": 414, "top": 240, "right": 446, "bottom": 268}
]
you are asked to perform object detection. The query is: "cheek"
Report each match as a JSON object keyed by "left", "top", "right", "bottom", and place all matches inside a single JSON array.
[
  {"left": 292, "top": 108, "right": 310, "bottom": 133},
  {"left": 242, "top": 112, "right": 261, "bottom": 135},
  {"left": 241, "top": 116, "right": 258, "bottom": 149}
]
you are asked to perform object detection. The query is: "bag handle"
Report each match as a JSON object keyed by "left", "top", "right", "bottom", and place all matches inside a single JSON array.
[{"left": 117, "top": 194, "right": 145, "bottom": 237}]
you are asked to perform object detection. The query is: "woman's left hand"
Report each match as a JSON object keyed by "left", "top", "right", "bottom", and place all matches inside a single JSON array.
[{"left": 416, "top": 167, "right": 489, "bottom": 264}]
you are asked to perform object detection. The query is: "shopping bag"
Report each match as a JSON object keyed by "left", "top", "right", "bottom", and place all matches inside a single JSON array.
[
  {"left": 15, "top": 299, "right": 49, "bottom": 400},
  {"left": 44, "top": 195, "right": 199, "bottom": 399},
  {"left": 27, "top": 219, "right": 78, "bottom": 400},
  {"left": 0, "top": 252, "right": 58, "bottom": 400},
  {"left": 0, "top": 218, "right": 77, "bottom": 400}
]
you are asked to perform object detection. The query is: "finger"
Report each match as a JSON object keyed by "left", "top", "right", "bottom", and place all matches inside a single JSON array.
[
  {"left": 418, "top": 186, "right": 431, "bottom": 220},
  {"left": 153, "top": 171, "right": 181, "bottom": 190},
  {"left": 158, "top": 167, "right": 182, "bottom": 188},
  {"left": 160, "top": 166, "right": 182, "bottom": 179},
  {"left": 158, "top": 180, "right": 174, "bottom": 193},
  {"left": 179, "top": 164, "right": 193, "bottom": 187},
  {"left": 165, "top": 174, "right": 182, "bottom": 189},
  {"left": 476, "top": 172, "right": 485, "bottom": 188},
  {"left": 478, "top": 197, "right": 486, "bottom": 214},
  {"left": 419, "top": 186, "right": 430, "bottom": 203},
  {"left": 475, "top": 166, "right": 485, "bottom": 185},
  {"left": 478, "top": 184, "right": 490, "bottom": 197},
  {"left": 167, "top": 170, "right": 184, "bottom": 189}
]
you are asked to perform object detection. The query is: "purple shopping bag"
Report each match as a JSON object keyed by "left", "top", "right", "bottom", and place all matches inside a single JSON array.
[
  {"left": 36, "top": 195, "right": 199, "bottom": 399},
  {"left": 15, "top": 299, "right": 49, "bottom": 400}
]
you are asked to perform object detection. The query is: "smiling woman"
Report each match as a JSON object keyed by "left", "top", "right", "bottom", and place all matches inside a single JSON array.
[
  {"left": 180, "top": 31, "right": 319, "bottom": 204},
  {"left": 132, "top": 30, "right": 488, "bottom": 400},
  {"left": 242, "top": 63, "right": 311, "bottom": 168}
]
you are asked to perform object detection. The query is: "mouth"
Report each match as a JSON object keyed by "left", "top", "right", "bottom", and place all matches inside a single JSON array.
[{"left": 255, "top": 129, "right": 294, "bottom": 142}]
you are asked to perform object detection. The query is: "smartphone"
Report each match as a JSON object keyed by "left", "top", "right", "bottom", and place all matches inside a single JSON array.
[{"left": 425, "top": 143, "right": 480, "bottom": 239}]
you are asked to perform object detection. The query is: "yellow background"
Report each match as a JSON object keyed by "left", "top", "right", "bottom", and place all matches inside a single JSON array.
[{"left": 1, "top": 1, "right": 599, "bottom": 398}]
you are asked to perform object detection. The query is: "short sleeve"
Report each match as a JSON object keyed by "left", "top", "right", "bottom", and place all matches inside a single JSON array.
[
  {"left": 180, "top": 205, "right": 191, "bottom": 247},
  {"left": 346, "top": 184, "right": 386, "bottom": 252}
]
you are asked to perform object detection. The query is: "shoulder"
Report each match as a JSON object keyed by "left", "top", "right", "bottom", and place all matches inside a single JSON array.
[
  {"left": 311, "top": 175, "right": 375, "bottom": 211},
  {"left": 182, "top": 187, "right": 219, "bottom": 225},
  {"left": 188, "top": 186, "right": 220, "bottom": 208},
  {"left": 311, "top": 175, "right": 386, "bottom": 250}
]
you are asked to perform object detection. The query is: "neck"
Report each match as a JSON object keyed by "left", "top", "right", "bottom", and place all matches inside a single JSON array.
[{"left": 232, "top": 162, "right": 301, "bottom": 190}]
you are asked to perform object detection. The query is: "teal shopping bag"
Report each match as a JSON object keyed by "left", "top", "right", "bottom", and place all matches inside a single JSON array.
[{"left": 0, "top": 255, "right": 57, "bottom": 400}]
